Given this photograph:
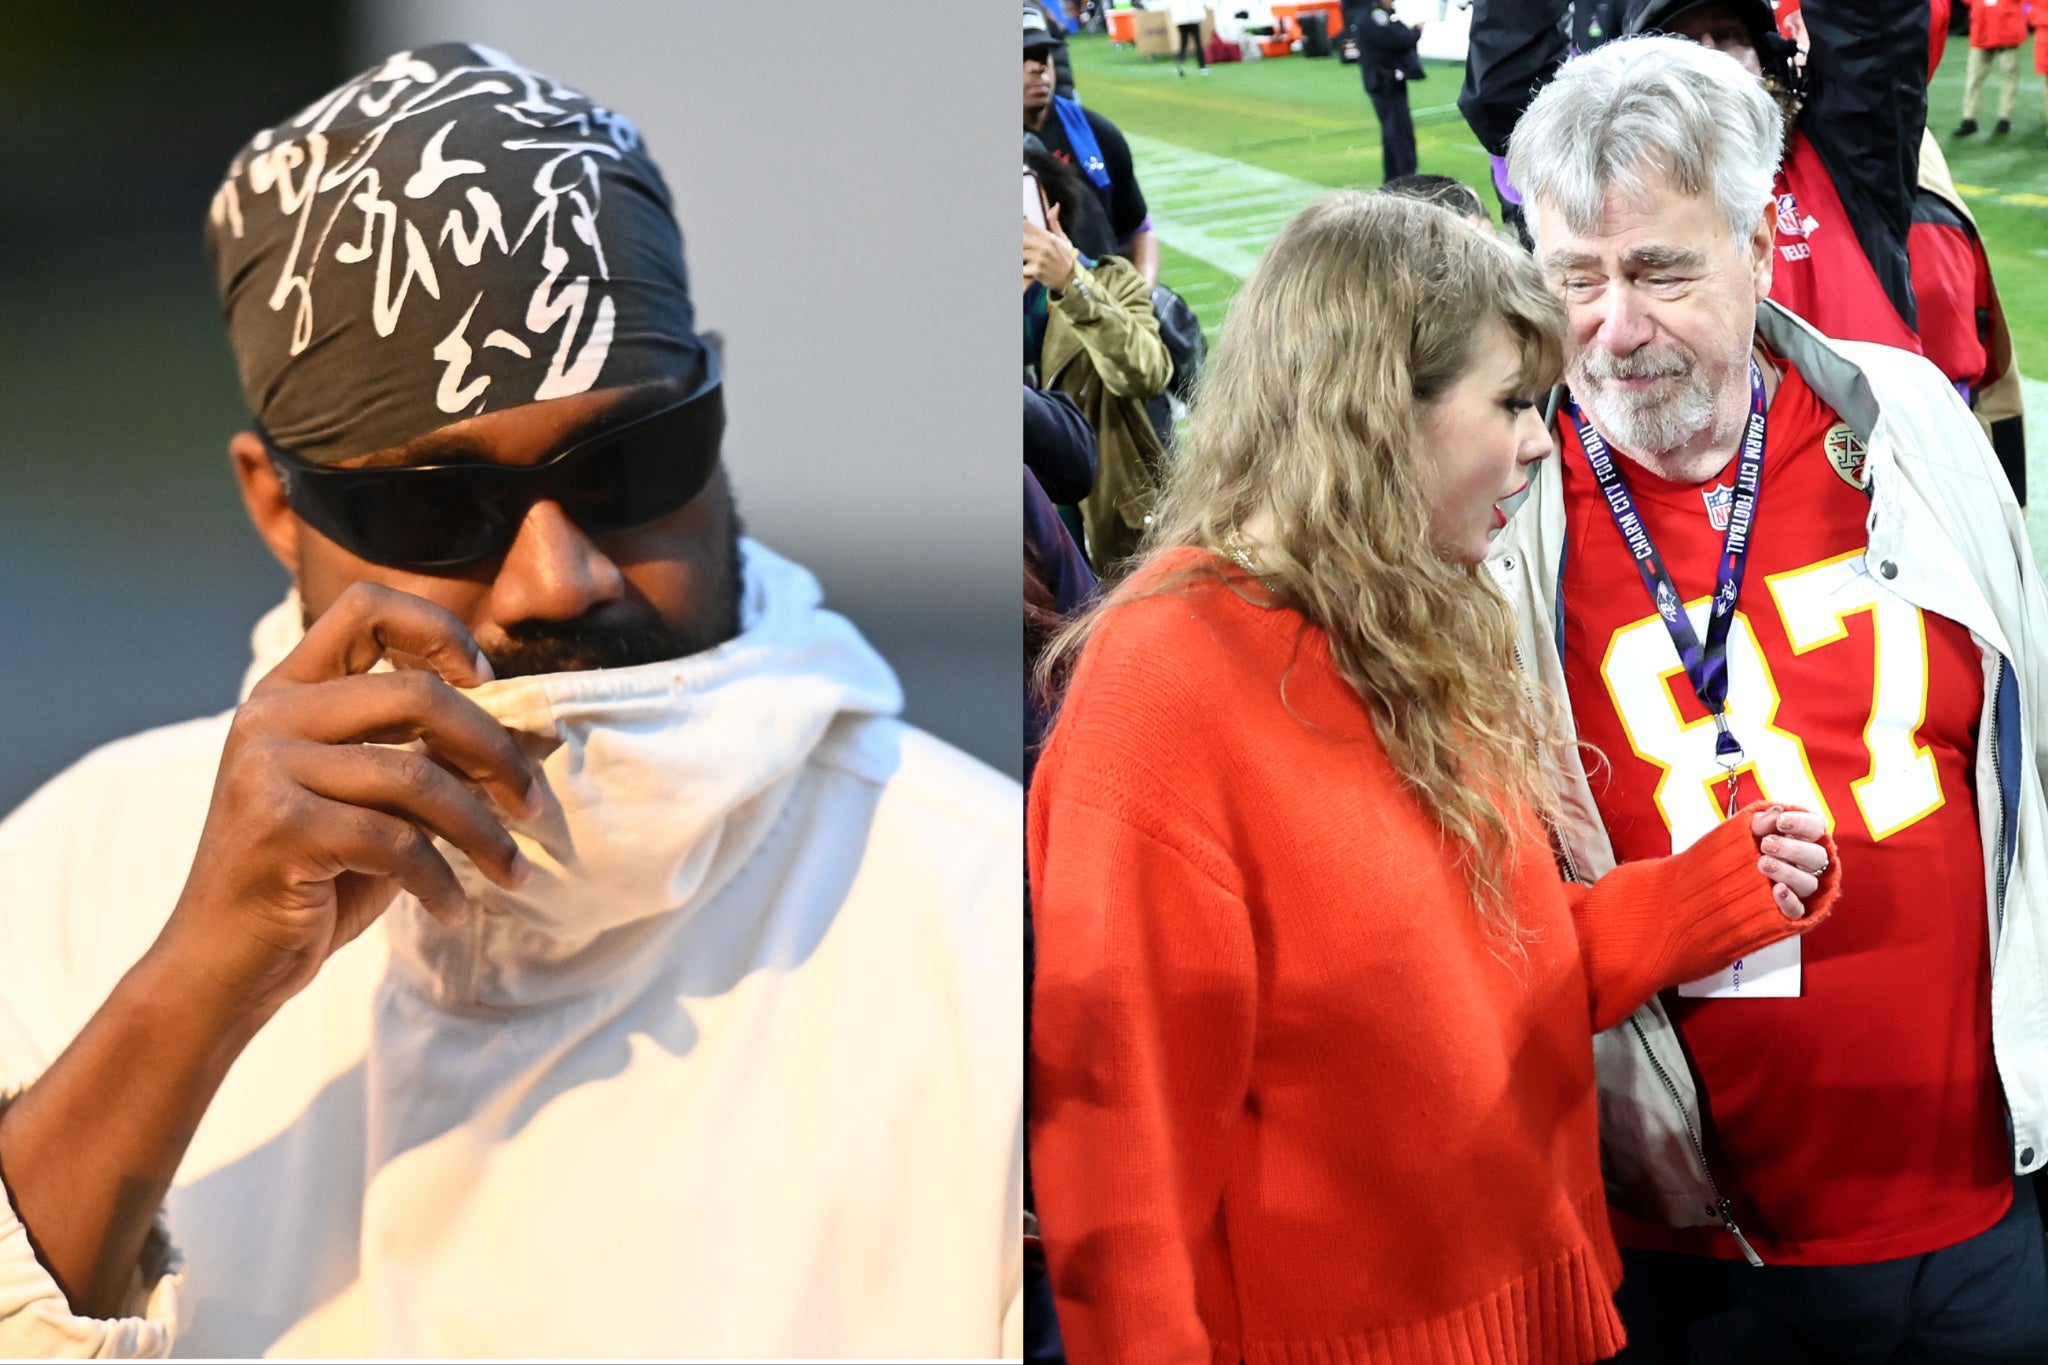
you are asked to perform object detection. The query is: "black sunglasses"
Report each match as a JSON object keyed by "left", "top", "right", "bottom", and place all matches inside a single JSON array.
[{"left": 261, "top": 376, "right": 725, "bottom": 572}]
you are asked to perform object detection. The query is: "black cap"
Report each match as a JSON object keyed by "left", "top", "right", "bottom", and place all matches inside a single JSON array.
[
  {"left": 1623, "top": 0, "right": 1804, "bottom": 95},
  {"left": 1624, "top": 0, "right": 1773, "bottom": 45},
  {"left": 1023, "top": 4, "right": 1065, "bottom": 54}
]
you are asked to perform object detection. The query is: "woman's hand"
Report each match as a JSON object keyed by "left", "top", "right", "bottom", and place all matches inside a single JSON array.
[
  {"left": 1751, "top": 805, "right": 1830, "bottom": 920},
  {"left": 1024, "top": 204, "right": 1079, "bottom": 294}
]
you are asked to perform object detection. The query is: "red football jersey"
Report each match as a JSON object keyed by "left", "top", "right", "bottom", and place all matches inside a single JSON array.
[{"left": 1558, "top": 360, "right": 2010, "bottom": 1265}]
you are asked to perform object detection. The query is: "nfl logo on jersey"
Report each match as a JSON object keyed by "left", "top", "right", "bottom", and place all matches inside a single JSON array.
[
  {"left": 1775, "top": 192, "right": 1818, "bottom": 238},
  {"left": 1702, "top": 482, "right": 1734, "bottom": 532}
]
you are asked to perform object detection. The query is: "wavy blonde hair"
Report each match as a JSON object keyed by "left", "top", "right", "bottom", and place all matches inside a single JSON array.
[{"left": 1043, "top": 192, "right": 1570, "bottom": 937}]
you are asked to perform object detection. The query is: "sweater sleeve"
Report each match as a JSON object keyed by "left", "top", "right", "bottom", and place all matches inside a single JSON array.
[
  {"left": 1564, "top": 804, "right": 1841, "bottom": 1033},
  {"left": 1028, "top": 782, "right": 1255, "bottom": 1365}
]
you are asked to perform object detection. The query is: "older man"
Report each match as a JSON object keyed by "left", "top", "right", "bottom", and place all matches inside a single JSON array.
[
  {"left": 1489, "top": 35, "right": 2048, "bottom": 1363},
  {"left": 1465, "top": 0, "right": 2031, "bottom": 505},
  {"left": 0, "top": 44, "right": 1020, "bottom": 1358}
]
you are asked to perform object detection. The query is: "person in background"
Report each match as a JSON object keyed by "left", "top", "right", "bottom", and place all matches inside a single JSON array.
[
  {"left": 1169, "top": 0, "right": 1210, "bottom": 73},
  {"left": 1024, "top": 149, "right": 1171, "bottom": 576},
  {"left": 1357, "top": 0, "right": 1424, "bottom": 181},
  {"left": 1028, "top": 0, "right": 1081, "bottom": 98},
  {"left": 1501, "top": 36, "right": 2048, "bottom": 1361},
  {"left": 1956, "top": 0, "right": 2028, "bottom": 136},
  {"left": 1030, "top": 191, "right": 1835, "bottom": 1365},
  {"left": 1381, "top": 171, "right": 1492, "bottom": 227},
  {"left": 1024, "top": 7, "right": 1162, "bottom": 285}
]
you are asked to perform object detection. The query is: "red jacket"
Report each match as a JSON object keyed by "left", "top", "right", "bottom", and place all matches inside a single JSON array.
[{"left": 1972, "top": 0, "right": 2027, "bottom": 49}]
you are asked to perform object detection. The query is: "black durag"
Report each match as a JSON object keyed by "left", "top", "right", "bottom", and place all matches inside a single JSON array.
[{"left": 206, "top": 42, "right": 709, "bottom": 465}]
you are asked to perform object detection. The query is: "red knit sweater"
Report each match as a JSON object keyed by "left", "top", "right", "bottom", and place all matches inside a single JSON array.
[{"left": 1027, "top": 552, "right": 1840, "bottom": 1365}]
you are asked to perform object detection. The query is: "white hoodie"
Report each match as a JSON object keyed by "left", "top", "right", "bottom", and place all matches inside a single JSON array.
[{"left": 0, "top": 542, "right": 1023, "bottom": 1358}]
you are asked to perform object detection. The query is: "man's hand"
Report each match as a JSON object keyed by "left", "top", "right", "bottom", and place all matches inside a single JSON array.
[
  {"left": 154, "top": 582, "right": 542, "bottom": 1026},
  {"left": 1024, "top": 206, "right": 1079, "bottom": 294},
  {"left": 0, "top": 583, "right": 547, "bottom": 1321},
  {"left": 1749, "top": 805, "right": 1831, "bottom": 919}
]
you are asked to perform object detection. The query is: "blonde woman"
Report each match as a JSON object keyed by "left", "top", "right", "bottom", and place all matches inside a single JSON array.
[{"left": 1026, "top": 194, "right": 1840, "bottom": 1365}]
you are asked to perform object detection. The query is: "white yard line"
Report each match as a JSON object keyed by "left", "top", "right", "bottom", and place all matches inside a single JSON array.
[
  {"left": 1127, "top": 132, "right": 1333, "bottom": 278},
  {"left": 1129, "top": 127, "right": 1485, "bottom": 280}
]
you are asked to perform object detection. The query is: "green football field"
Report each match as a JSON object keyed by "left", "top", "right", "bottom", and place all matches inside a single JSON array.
[{"left": 1067, "top": 30, "right": 2048, "bottom": 559}]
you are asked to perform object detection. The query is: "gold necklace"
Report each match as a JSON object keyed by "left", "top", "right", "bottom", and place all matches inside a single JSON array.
[{"left": 1221, "top": 529, "right": 1262, "bottom": 575}]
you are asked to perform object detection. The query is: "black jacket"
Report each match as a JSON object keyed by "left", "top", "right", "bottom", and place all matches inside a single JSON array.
[
  {"left": 1357, "top": 6, "right": 1424, "bottom": 95},
  {"left": 1022, "top": 385, "right": 1098, "bottom": 505}
]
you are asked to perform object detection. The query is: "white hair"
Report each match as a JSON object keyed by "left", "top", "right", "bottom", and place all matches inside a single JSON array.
[{"left": 1507, "top": 36, "right": 1783, "bottom": 244}]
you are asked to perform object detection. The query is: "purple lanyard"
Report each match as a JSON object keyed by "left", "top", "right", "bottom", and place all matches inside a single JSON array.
[{"left": 1566, "top": 359, "right": 1768, "bottom": 771}]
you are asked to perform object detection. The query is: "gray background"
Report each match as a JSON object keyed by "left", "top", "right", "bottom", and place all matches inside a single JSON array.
[{"left": 0, "top": 2, "right": 1018, "bottom": 813}]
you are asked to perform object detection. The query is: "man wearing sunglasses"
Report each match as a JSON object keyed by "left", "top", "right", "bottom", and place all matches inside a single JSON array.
[{"left": 0, "top": 43, "right": 1021, "bottom": 1359}]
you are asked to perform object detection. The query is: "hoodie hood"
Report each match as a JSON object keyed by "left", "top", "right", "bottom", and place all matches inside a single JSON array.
[{"left": 240, "top": 539, "right": 904, "bottom": 1010}]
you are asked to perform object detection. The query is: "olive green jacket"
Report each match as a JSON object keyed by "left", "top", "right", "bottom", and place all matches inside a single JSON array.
[{"left": 1037, "top": 254, "right": 1172, "bottom": 576}]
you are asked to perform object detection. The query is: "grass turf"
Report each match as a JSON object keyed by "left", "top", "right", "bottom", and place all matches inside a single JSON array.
[{"left": 1069, "top": 32, "right": 2048, "bottom": 366}]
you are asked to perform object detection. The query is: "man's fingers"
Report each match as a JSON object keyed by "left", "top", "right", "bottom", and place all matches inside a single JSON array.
[
  {"left": 243, "top": 672, "right": 541, "bottom": 819},
  {"left": 296, "top": 746, "right": 532, "bottom": 891},
  {"left": 258, "top": 583, "right": 493, "bottom": 692},
  {"left": 312, "top": 799, "right": 472, "bottom": 926}
]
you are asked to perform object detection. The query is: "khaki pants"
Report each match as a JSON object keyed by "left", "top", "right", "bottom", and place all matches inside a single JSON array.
[{"left": 1963, "top": 44, "right": 2023, "bottom": 121}]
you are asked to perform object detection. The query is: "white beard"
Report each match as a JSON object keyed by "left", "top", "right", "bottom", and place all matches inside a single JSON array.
[{"left": 1569, "top": 337, "right": 1745, "bottom": 463}]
